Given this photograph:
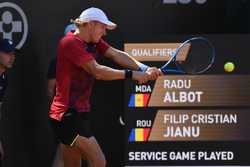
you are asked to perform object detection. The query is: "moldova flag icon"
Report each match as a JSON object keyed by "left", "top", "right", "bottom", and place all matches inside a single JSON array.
[
  {"left": 129, "top": 128, "right": 151, "bottom": 142},
  {"left": 128, "top": 94, "right": 150, "bottom": 107}
]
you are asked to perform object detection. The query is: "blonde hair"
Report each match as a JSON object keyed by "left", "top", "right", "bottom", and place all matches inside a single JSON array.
[
  {"left": 70, "top": 18, "right": 88, "bottom": 28},
  {"left": 71, "top": 18, "right": 102, "bottom": 27}
]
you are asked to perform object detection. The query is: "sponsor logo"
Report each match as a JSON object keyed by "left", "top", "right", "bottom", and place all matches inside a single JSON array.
[{"left": 0, "top": 2, "right": 28, "bottom": 49}]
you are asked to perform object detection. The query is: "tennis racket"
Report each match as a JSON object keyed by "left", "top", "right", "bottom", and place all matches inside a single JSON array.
[
  {"left": 119, "top": 37, "right": 215, "bottom": 126},
  {"left": 160, "top": 37, "right": 216, "bottom": 74}
]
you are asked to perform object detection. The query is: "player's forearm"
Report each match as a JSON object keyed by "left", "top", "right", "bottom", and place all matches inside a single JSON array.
[
  {"left": 94, "top": 66, "right": 147, "bottom": 83},
  {"left": 111, "top": 50, "right": 141, "bottom": 70},
  {"left": 94, "top": 65, "right": 125, "bottom": 80}
]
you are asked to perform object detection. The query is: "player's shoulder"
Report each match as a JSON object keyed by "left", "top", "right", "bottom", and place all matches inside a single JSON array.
[
  {"left": 60, "top": 34, "right": 77, "bottom": 46},
  {"left": 61, "top": 31, "right": 85, "bottom": 47}
]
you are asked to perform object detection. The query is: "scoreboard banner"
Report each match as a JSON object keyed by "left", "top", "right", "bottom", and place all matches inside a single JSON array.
[
  {"left": 149, "top": 75, "right": 250, "bottom": 107},
  {"left": 124, "top": 35, "right": 250, "bottom": 166},
  {"left": 149, "top": 110, "right": 250, "bottom": 141}
]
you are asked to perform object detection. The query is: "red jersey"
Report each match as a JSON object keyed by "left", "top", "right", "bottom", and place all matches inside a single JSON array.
[{"left": 49, "top": 32, "right": 110, "bottom": 121}]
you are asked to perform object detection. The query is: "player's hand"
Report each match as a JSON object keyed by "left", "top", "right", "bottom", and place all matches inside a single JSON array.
[
  {"left": 145, "top": 67, "right": 163, "bottom": 80},
  {"left": 132, "top": 71, "right": 151, "bottom": 84}
]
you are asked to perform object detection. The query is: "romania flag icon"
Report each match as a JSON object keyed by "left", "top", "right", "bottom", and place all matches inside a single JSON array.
[
  {"left": 129, "top": 128, "right": 151, "bottom": 142},
  {"left": 128, "top": 93, "right": 150, "bottom": 107}
]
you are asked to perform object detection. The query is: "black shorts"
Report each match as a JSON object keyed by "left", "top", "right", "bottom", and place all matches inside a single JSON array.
[{"left": 49, "top": 108, "right": 92, "bottom": 146}]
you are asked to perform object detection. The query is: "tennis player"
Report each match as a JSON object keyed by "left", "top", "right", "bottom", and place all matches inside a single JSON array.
[{"left": 49, "top": 7, "right": 162, "bottom": 167}]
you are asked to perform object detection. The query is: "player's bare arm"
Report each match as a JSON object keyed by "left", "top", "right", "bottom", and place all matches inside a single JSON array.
[
  {"left": 104, "top": 47, "right": 162, "bottom": 80},
  {"left": 80, "top": 59, "right": 151, "bottom": 84}
]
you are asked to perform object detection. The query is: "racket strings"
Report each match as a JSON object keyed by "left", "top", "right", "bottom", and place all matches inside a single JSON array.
[{"left": 176, "top": 41, "right": 214, "bottom": 74}]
